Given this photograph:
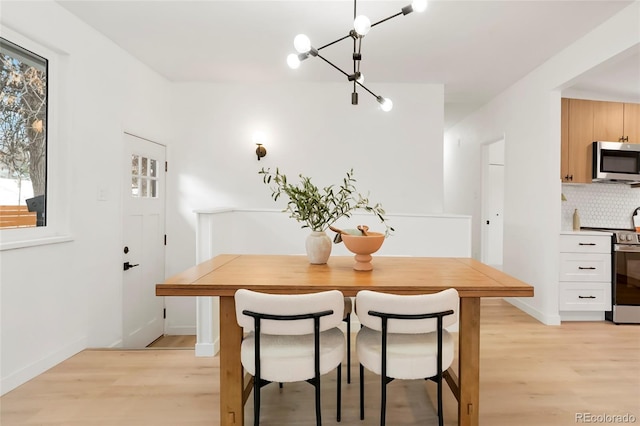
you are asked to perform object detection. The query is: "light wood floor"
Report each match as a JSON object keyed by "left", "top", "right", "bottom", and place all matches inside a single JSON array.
[
  {"left": 147, "top": 334, "right": 196, "bottom": 348},
  {"left": 2, "top": 299, "right": 638, "bottom": 425}
]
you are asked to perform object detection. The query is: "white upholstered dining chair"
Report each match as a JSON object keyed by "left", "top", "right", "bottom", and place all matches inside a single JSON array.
[
  {"left": 235, "top": 289, "right": 346, "bottom": 426},
  {"left": 355, "top": 288, "right": 459, "bottom": 426}
]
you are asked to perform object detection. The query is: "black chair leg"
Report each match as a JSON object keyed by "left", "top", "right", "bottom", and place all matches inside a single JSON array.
[
  {"left": 359, "top": 363, "right": 365, "bottom": 420},
  {"left": 254, "top": 376, "right": 260, "bottom": 426},
  {"left": 337, "top": 363, "right": 342, "bottom": 422},
  {"left": 437, "top": 374, "right": 444, "bottom": 426},
  {"left": 346, "top": 313, "right": 351, "bottom": 384},
  {"left": 380, "top": 375, "right": 387, "bottom": 426},
  {"left": 314, "top": 375, "right": 322, "bottom": 426}
]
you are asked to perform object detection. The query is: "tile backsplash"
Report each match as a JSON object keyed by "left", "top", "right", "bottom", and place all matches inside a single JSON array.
[{"left": 562, "top": 183, "right": 640, "bottom": 230}]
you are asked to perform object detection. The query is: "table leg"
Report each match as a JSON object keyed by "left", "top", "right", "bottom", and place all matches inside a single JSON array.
[
  {"left": 220, "top": 296, "right": 244, "bottom": 426},
  {"left": 458, "top": 297, "right": 480, "bottom": 426}
]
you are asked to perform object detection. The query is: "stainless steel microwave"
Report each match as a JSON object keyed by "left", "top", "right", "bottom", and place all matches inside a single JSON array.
[{"left": 592, "top": 141, "right": 640, "bottom": 183}]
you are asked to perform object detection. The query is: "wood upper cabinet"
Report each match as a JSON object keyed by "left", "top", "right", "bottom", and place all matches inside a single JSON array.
[
  {"left": 623, "top": 102, "right": 640, "bottom": 143},
  {"left": 561, "top": 98, "right": 593, "bottom": 183},
  {"left": 593, "top": 101, "right": 623, "bottom": 142},
  {"left": 592, "top": 100, "right": 640, "bottom": 143}
]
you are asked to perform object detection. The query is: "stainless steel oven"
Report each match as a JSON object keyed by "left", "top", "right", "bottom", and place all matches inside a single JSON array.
[{"left": 606, "top": 230, "right": 640, "bottom": 324}]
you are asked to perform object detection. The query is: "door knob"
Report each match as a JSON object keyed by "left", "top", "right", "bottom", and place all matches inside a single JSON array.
[{"left": 123, "top": 261, "right": 140, "bottom": 271}]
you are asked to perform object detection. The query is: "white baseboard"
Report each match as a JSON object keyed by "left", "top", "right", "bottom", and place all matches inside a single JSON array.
[
  {"left": 107, "top": 339, "right": 123, "bottom": 348},
  {"left": 195, "top": 337, "right": 219, "bottom": 357},
  {"left": 1, "top": 336, "right": 86, "bottom": 396},
  {"left": 504, "top": 297, "right": 562, "bottom": 325}
]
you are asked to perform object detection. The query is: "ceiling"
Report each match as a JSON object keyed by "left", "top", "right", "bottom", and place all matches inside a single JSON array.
[{"left": 56, "top": 0, "right": 638, "bottom": 127}]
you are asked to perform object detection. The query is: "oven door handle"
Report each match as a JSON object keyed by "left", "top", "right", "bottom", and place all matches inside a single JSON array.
[{"left": 615, "top": 244, "right": 640, "bottom": 253}]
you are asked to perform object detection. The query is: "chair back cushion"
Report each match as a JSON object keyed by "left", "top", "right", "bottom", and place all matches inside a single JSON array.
[
  {"left": 355, "top": 288, "right": 459, "bottom": 334},
  {"left": 235, "top": 289, "right": 344, "bottom": 335}
]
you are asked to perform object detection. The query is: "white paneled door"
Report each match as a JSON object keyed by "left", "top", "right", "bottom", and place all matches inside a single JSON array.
[{"left": 122, "top": 133, "right": 166, "bottom": 348}]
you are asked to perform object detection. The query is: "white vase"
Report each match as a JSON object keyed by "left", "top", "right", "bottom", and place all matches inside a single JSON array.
[{"left": 305, "top": 231, "right": 332, "bottom": 264}]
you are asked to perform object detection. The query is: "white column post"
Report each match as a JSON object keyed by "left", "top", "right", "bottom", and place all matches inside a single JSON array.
[{"left": 193, "top": 209, "right": 231, "bottom": 357}]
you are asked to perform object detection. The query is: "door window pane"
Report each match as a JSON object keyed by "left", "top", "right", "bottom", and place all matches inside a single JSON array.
[
  {"left": 150, "top": 179, "right": 157, "bottom": 197},
  {"left": 131, "top": 177, "right": 139, "bottom": 197},
  {"left": 131, "top": 154, "right": 139, "bottom": 175},
  {"left": 150, "top": 159, "right": 157, "bottom": 178}
]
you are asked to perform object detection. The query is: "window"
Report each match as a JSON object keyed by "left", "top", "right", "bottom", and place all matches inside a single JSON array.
[
  {"left": 0, "top": 37, "right": 48, "bottom": 229},
  {"left": 0, "top": 29, "right": 70, "bottom": 250},
  {"left": 131, "top": 154, "right": 159, "bottom": 198}
]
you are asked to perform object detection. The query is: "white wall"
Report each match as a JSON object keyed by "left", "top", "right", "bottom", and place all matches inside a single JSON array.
[
  {"left": 196, "top": 210, "right": 471, "bottom": 258},
  {"left": 444, "top": 2, "right": 640, "bottom": 325},
  {"left": 0, "top": 1, "right": 173, "bottom": 394},
  {"left": 165, "top": 82, "right": 445, "bottom": 276}
]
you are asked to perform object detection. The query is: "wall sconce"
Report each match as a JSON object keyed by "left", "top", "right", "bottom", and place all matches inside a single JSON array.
[
  {"left": 255, "top": 143, "right": 267, "bottom": 161},
  {"left": 253, "top": 131, "right": 267, "bottom": 161}
]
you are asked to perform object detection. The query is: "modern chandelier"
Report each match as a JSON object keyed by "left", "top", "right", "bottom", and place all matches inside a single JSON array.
[{"left": 287, "top": 0, "right": 428, "bottom": 112}]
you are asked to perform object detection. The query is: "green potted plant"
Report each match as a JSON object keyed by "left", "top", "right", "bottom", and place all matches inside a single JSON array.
[{"left": 259, "top": 167, "right": 393, "bottom": 264}]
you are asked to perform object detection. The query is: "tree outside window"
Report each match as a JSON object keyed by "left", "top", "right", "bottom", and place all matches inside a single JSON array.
[{"left": 0, "top": 37, "right": 47, "bottom": 228}]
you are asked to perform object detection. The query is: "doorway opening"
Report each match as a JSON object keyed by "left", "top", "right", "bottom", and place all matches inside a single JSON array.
[{"left": 481, "top": 137, "right": 505, "bottom": 269}]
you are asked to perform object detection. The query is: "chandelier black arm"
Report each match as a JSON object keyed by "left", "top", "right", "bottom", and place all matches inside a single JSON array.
[
  {"left": 318, "top": 34, "right": 353, "bottom": 51},
  {"left": 355, "top": 80, "right": 378, "bottom": 99},
  {"left": 371, "top": 11, "right": 403, "bottom": 28},
  {"left": 316, "top": 53, "right": 351, "bottom": 79}
]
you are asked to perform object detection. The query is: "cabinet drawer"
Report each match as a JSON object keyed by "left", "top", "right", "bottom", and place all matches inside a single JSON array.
[
  {"left": 559, "top": 282, "right": 611, "bottom": 311},
  {"left": 560, "top": 235, "right": 611, "bottom": 253},
  {"left": 559, "top": 253, "right": 611, "bottom": 281}
]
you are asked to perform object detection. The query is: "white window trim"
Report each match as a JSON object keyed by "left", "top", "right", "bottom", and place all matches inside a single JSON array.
[{"left": 0, "top": 27, "right": 72, "bottom": 251}]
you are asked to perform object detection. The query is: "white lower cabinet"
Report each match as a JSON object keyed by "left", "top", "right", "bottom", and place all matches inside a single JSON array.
[
  {"left": 559, "top": 233, "right": 611, "bottom": 319},
  {"left": 559, "top": 282, "right": 610, "bottom": 311}
]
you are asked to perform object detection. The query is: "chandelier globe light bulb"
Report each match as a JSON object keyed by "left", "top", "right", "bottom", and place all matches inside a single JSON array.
[
  {"left": 379, "top": 97, "right": 393, "bottom": 112},
  {"left": 293, "top": 34, "right": 311, "bottom": 53},
  {"left": 356, "top": 73, "right": 365, "bottom": 84},
  {"left": 287, "top": 53, "right": 301, "bottom": 69},
  {"left": 353, "top": 15, "right": 371, "bottom": 36},
  {"left": 412, "top": 0, "right": 428, "bottom": 13}
]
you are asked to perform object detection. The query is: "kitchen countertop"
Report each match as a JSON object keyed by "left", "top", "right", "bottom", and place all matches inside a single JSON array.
[{"left": 560, "top": 230, "right": 613, "bottom": 236}]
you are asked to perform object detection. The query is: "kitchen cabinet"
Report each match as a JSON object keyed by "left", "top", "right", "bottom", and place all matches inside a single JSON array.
[
  {"left": 623, "top": 102, "right": 640, "bottom": 143},
  {"left": 593, "top": 101, "right": 623, "bottom": 142},
  {"left": 593, "top": 100, "right": 640, "bottom": 143},
  {"left": 560, "top": 99, "right": 640, "bottom": 183},
  {"left": 561, "top": 98, "right": 593, "bottom": 183},
  {"left": 559, "top": 233, "right": 611, "bottom": 317}
]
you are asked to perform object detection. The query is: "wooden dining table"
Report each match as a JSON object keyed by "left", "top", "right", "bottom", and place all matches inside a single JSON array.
[{"left": 156, "top": 254, "right": 534, "bottom": 426}]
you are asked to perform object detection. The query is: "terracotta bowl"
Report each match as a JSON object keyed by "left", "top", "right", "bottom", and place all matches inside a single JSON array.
[{"left": 341, "top": 232, "right": 385, "bottom": 271}]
